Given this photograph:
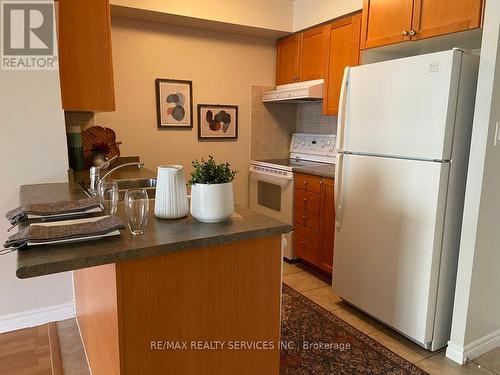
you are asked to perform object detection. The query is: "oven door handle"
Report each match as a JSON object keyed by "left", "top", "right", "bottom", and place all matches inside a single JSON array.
[{"left": 249, "top": 167, "right": 293, "bottom": 186}]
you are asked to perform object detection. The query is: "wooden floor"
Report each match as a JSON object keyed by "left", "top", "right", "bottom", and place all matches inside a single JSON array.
[
  {"left": 0, "top": 324, "right": 52, "bottom": 375},
  {"left": 1, "top": 264, "right": 499, "bottom": 375}
]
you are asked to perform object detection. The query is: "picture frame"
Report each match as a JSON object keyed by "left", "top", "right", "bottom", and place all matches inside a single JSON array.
[
  {"left": 155, "top": 78, "right": 193, "bottom": 129},
  {"left": 197, "top": 104, "right": 238, "bottom": 139}
]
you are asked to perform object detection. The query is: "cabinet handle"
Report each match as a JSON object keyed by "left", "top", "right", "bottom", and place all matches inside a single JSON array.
[
  {"left": 303, "top": 181, "right": 307, "bottom": 185},
  {"left": 301, "top": 241, "right": 305, "bottom": 246},
  {"left": 302, "top": 216, "right": 307, "bottom": 220},
  {"left": 402, "top": 30, "right": 409, "bottom": 36},
  {"left": 320, "top": 180, "right": 323, "bottom": 185},
  {"left": 408, "top": 30, "right": 417, "bottom": 36}
]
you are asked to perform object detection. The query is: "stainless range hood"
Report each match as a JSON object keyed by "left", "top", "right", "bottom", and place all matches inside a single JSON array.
[{"left": 262, "top": 79, "right": 323, "bottom": 103}]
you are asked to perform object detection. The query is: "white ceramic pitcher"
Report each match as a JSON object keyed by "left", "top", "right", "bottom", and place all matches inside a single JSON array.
[{"left": 154, "top": 165, "right": 189, "bottom": 219}]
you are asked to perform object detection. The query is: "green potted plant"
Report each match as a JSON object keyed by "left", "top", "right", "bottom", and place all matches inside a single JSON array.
[{"left": 188, "top": 156, "right": 237, "bottom": 223}]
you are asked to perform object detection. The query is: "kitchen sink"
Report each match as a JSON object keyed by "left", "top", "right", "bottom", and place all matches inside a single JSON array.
[
  {"left": 81, "top": 178, "right": 157, "bottom": 201},
  {"left": 115, "top": 178, "right": 156, "bottom": 201},
  {"left": 115, "top": 178, "right": 157, "bottom": 190}
]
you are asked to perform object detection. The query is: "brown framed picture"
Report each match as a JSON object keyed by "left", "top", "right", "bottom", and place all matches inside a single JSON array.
[
  {"left": 197, "top": 104, "right": 238, "bottom": 139},
  {"left": 155, "top": 78, "right": 193, "bottom": 129}
]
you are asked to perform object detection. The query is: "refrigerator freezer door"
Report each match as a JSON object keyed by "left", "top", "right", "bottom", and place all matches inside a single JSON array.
[
  {"left": 343, "top": 50, "right": 462, "bottom": 160},
  {"left": 332, "top": 154, "right": 450, "bottom": 346}
]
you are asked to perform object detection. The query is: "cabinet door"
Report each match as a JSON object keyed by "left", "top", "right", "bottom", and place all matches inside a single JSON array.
[
  {"left": 323, "top": 14, "right": 361, "bottom": 116},
  {"left": 319, "top": 179, "right": 335, "bottom": 274},
  {"left": 58, "top": 0, "right": 115, "bottom": 111},
  {"left": 411, "top": 0, "right": 483, "bottom": 40},
  {"left": 276, "top": 34, "right": 300, "bottom": 85},
  {"left": 294, "top": 225, "right": 319, "bottom": 265},
  {"left": 299, "top": 25, "right": 328, "bottom": 82},
  {"left": 294, "top": 173, "right": 322, "bottom": 194},
  {"left": 360, "top": 0, "right": 414, "bottom": 49}
]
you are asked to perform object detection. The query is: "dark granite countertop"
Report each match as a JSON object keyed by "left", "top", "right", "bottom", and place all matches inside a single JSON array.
[
  {"left": 16, "top": 182, "right": 291, "bottom": 279},
  {"left": 293, "top": 164, "right": 335, "bottom": 179}
]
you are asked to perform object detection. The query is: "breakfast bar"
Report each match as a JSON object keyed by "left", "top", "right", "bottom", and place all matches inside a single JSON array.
[{"left": 16, "top": 182, "right": 291, "bottom": 375}]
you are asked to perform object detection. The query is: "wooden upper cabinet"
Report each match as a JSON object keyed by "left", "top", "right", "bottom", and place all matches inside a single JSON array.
[
  {"left": 361, "top": 0, "right": 413, "bottom": 49},
  {"left": 58, "top": 0, "right": 115, "bottom": 111},
  {"left": 411, "top": 0, "right": 484, "bottom": 41},
  {"left": 276, "top": 34, "right": 300, "bottom": 85},
  {"left": 361, "top": 0, "right": 484, "bottom": 49},
  {"left": 299, "top": 25, "right": 328, "bottom": 82},
  {"left": 276, "top": 25, "right": 327, "bottom": 85},
  {"left": 323, "top": 13, "right": 361, "bottom": 116}
]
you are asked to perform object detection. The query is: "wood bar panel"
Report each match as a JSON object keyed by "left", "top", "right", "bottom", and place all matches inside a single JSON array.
[
  {"left": 117, "top": 236, "right": 282, "bottom": 375},
  {"left": 74, "top": 264, "right": 120, "bottom": 375}
]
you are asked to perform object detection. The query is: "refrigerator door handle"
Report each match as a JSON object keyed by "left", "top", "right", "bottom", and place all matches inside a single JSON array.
[
  {"left": 336, "top": 67, "right": 350, "bottom": 153},
  {"left": 334, "top": 153, "right": 344, "bottom": 228}
]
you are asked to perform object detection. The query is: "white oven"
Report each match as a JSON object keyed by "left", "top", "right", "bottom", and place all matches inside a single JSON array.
[{"left": 249, "top": 164, "right": 294, "bottom": 259}]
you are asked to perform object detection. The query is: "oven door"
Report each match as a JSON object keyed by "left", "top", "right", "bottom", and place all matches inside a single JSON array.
[{"left": 249, "top": 166, "right": 294, "bottom": 259}]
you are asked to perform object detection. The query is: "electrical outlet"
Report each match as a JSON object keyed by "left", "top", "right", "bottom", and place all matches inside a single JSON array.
[{"left": 495, "top": 122, "right": 500, "bottom": 147}]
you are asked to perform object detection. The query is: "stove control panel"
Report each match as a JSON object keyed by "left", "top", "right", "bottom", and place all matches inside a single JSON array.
[{"left": 290, "top": 133, "right": 337, "bottom": 158}]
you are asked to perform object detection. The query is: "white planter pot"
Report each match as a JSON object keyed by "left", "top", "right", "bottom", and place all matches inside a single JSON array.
[
  {"left": 190, "top": 182, "right": 234, "bottom": 223},
  {"left": 154, "top": 165, "right": 189, "bottom": 219}
]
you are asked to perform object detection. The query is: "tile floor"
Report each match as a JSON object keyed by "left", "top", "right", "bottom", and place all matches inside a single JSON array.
[{"left": 283, "top": 261, "right": 500, "bottom": 375}]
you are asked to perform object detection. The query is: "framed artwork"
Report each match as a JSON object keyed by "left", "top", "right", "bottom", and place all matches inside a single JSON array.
[
  {"left": 155, "top": 78, "right": 193, "bottom": 129},
  {"left": 197, "top": 104, "right": 238, "bottom": 139}
]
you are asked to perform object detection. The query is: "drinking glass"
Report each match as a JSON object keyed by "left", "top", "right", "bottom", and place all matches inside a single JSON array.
[
  {"left": 124, "top": 189, "right": 149, "bottom": 235},
  {"left": 98, "top": 180, "right": 119, "bottom": 215}
]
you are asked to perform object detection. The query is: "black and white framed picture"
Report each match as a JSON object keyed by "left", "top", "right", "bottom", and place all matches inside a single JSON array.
[
  {"left": 155, "top": 78, "right": 193, "bottom": 129},
  {"left": 197, "top": 104, "right": 238, "bottom": 139}
]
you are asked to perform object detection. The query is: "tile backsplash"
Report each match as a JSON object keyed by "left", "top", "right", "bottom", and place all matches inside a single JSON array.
[
  {"left": 251, "top": 86, "right": 297, "bottom": 160},
  {"left": 251, "top": 89, "right": 337, "bottom": 160},
  {"left": 297, "top": 102, "right": 337, "bottom": 135},
  {"left": 64, "top": 111, "right": 95, "bottom": 131}
]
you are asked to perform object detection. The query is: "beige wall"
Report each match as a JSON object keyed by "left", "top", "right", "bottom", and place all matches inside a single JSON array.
[
  {"left": 293, "top": 0, "right": 362, "bottom": 31},
  {"left": 95, "top": 17, "right": 277, "bottom": 206},
  {"left": 111, "top": 0, "right": 294, "bottom": 32}
]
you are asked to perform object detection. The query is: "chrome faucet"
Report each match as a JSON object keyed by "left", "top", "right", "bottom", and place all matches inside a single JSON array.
[
  {"left": 100, "top": 162, "right": 145, "bottom": 181},
  {"left": 89, "top": 156, "right": 144, "bottom": 194}
]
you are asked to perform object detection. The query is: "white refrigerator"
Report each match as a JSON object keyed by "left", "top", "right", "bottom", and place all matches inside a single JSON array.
[{"left": 332, "top": 49, "right": 479, "bottom": 351}]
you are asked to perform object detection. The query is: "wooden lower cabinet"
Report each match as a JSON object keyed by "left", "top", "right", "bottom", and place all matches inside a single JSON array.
[
  {"left": 294, "top": 173, "right": 335, "bottom": 274},
  {"left": 319, "top": 178, "right": 335, "bottom": 273},
  {"left": 294, "top": 224, "right": 320, "bottom": 265},
  {"left": 74, "top": 236, "right": 282, "bottom": 374}
]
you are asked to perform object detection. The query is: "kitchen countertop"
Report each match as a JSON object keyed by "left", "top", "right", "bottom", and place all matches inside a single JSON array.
[
  {"left": 293, "top": 164, "right": 335, "bottom": 179},
  {"left": 16, "top": 182, "right": 291, "bottom": 279}
]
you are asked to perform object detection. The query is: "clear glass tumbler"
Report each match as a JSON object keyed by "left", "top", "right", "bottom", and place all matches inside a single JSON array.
[
  {"left": 98, "top": 180, "right": 119, "bottom": 215},
  {"left": 124, "top": 189, "right": 149, "bottom": 235}
]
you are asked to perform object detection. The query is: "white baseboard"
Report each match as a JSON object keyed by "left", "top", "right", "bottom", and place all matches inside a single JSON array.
[
  {"left": 0, "top": 303, "right": 76, "bottom": 334},
  {"left": 447, "top": 328, "right": 500, "bottom": 364},
  {"left": 446, "top": 340, "right": 466, "bottom": 364}
]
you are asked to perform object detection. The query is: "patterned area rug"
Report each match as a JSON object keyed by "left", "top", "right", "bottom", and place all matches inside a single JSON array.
[{"left": 280, "top": 284, "right": 428, "bottom": 375}]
